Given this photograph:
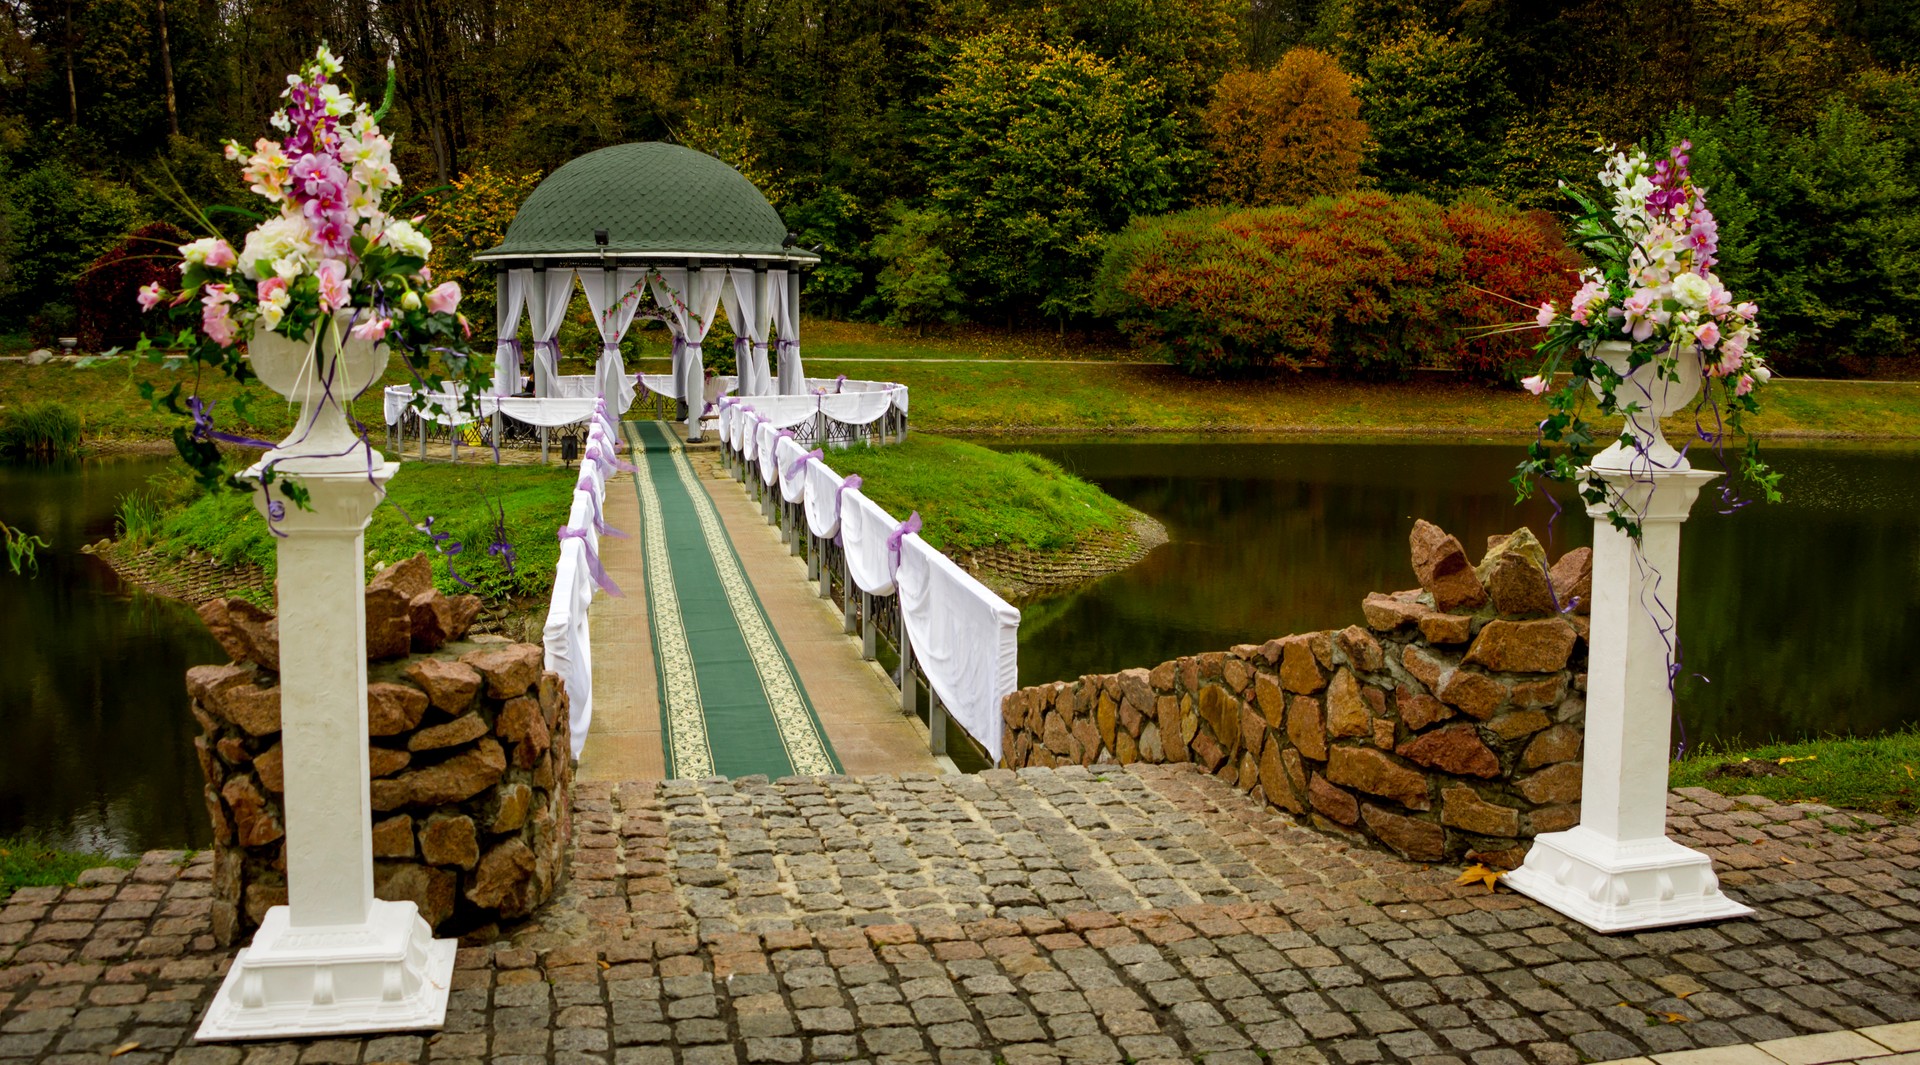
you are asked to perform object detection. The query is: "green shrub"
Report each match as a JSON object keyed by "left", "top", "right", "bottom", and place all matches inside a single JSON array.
[
  {"left": 114, "top": 490, "right": 164, "bottom": 547},
  {"left": 0, "top": 401, "right": 83, "bottom": 456},
  {"left": 1663, "top": 89, "right": 1920, "bottom": 374},
  {"left": 1095, "top": 191, "right": 1579, "bottom": 379}
]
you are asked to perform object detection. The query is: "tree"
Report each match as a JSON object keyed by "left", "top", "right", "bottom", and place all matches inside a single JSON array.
[
  {"left": 1356, "top": 25, "right": 1514, "bottom": 200},
  {"left": 1203, "top": 46, "right": 1367, "bottom": 206},
  {"left": 424, "top": 165, "right": 542, "bottom": 340},
  {"left": 920, "top": 31, "right": 1197, "bottom": 327},
  {"left": 872, "top": 206, "right": 962, "bottom": 333}
]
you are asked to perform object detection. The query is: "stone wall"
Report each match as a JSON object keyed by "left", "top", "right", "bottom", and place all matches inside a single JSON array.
[
  {"left": 999, "top": 521, "right": 1593, "bottom": 867},
  {"left": 186, "top": 554, "right": 574, "bottom": 943}
]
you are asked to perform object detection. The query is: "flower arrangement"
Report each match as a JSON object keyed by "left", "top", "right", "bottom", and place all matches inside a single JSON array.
[
  {"left": 1513, "top": 143, "right": 1782, "bottom": 534},
  {"left": 132, "top": 46, "right": 488, "bottom": 494}
]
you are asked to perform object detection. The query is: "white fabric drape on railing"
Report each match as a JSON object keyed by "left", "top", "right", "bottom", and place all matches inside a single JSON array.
[
  {"left": 897, "top": 534, "right": 1019, "bottom": 762},
  {"left": 582, "top": 267, "right": 646, "bottom": 412},
  {"left": 839, "top": 488, "right": 903, "bottom": 597},
  {"left": 757, "top": 421, "right": 786, "bottom": 487},
  {"left": 384, "top": 386, "right": 605, "bottom": 430},
  {"left": 775, "top": 435, "right": 812, "bottom": 504},
  {"left": 526, "top": 268, "right": 576, "bottom": 398},
  {"left": 818, "top": 389, "right": 896, "bottom": 426},
  {"left": 802, "top": 461, "right": 847, "bottom": 539},
  {"left": 541, "top": 413, "right": 632, "bottom": 758},
  {"left": 493, "top": 269, "right": 529, "bottom": 397}
]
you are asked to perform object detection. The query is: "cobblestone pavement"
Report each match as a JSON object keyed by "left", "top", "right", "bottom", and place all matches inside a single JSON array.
[{"left": 3, "top": 764, "right": 1918, "bottom": 1065}]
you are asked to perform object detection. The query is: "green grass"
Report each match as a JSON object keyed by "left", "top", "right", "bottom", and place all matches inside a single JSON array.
[
  {"left": 0, "top": 836, "right": 136, "bottom": 903},
  {"left": 0, "top": 399, "right": 83, "bottom": 455},
  {"left": 114, "top": 489, "right": 165, "bottom": 547},
  {"left": 821, "top": 434, "right": 1135, "bottom": 555},
  {"left": 1670, "top": 729, "right": 1920, "bottom": 818},
  {"left": 154, "top": 461, "right": 573, "bottom": 603}
]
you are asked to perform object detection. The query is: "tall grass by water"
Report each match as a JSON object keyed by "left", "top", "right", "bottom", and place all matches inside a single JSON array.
[
  {"left": 114, "top": 490, "right": 164, "bottom": 547},
  {"left": 0, "top": 400, "right": 81, "bottom": 457}
]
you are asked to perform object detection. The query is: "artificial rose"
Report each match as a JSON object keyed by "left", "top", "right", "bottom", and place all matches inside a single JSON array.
[{"left": 426, "top": 281, "right": 461, "bottom": 315}]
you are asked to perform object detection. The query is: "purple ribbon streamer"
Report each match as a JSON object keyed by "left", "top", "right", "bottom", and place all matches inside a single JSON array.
[
  {"left": 575, "top": 485, "right": 630, "bottom": 539},
  {"left": 585, "top": 441, "right": 635, "bottom": 473},
  {"left": 189, "top": 396, "right": 274, "bottom": 450},
  {"left": 831, "top": 475, "right": 863, "bottom": 546},
  {"left": 835, "top": 374, "right": 847, "bottom": 393},
  {"left": 786, "top": 448, "right": 823, "bottom": 479},
  {"left": 558, "top": 525, "right": 623, "bottom": 597},
  {"left": 886, "top": 511, "right": 922, "bottom": 552}
]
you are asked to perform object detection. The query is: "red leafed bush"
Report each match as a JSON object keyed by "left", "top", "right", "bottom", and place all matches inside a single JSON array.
[
  {"left": 1095, "top": 192, "right": 1581, "bottom": 381},
  {"left": 1443, "top": 198, "right": 1585, "bottom": 382},
  {"left": 74, "top": 222, "right": 188, "bottom": 351}
]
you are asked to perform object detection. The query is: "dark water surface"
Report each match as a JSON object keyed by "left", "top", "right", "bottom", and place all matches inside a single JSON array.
[
  {"left": 996, "top": 436, "right": 1920, "bottom": 752},
  {"left": 0, "top": 457, "right": 217, "bottom": 854}
]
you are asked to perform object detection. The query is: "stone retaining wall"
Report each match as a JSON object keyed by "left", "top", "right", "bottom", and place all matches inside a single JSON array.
[
  {"left": 999, "top": 521, "right": 1593, "bottom": 867},
  {"left": 186, "top": 554, "right": 573, "bottom": 942}
]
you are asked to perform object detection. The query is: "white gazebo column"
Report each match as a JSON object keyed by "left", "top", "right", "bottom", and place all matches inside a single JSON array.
[{"left": 1506, "top": 450, "right": 1752, "bottom": 933}]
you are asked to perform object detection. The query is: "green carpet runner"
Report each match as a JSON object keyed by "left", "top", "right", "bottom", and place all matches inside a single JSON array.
[{"left": 623, "top": 419, "right": 840, "bottom": 779}]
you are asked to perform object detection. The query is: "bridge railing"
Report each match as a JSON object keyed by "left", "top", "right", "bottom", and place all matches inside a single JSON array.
[{"left": 718, "top": 399, "right": 1017, "bottom": 766}]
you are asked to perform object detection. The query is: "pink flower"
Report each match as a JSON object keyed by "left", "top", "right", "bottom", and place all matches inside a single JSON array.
[
  {"left": 350, "top": 315, "right": 391, "bottom": 341},
  {"left": 257, "top": 275, "right": 287, "bottom": 302},
  {"left": 136, "top": 282, "right": 165, "bottom": 312},
  {"left": 206, "top": 240, "right": 236, "bottom": 269},
  {"left": 1735, "top": 301, "right": 1758, "bottom": 321},
  {"left": 1535, "top": 302, "right": 1555, "bottom": 329},
  {"left": 1736, "top": 374, "right": 1754, "bottom": 397},
  {"left": 1521, "top": 375, "right": 1549, "bottom": 396},
  {"left": 1695, "top": 320, "right": 1721, "bottom": 350},
  {"left": 315, "top": 259, "right": 351, "bottom": 312},
  {"left": 201, "top": 284, "right": 239, "bottom": 348},
  {"left": 1713, "top": 349, "right": 1742, "bottom": 377},
  {"left": 425, "top": 281, "right": 461, "bottom": 315}
]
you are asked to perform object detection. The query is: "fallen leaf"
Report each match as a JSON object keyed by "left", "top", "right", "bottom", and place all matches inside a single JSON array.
[
  {"left": 1777, "top": 755, "right": 1816, "bottom": 765},
  {"left": 1455, "top": 863, "right": 1504, "bottom": 891},
  {"left": 1677, "top": 990, "right": 1696, "bottom": 999},
  {"left": 1659, "top": 1012, "right": 1689, "bottom": 1024},
  {"left": 598, "top": 960, "right": 610, "bottom": 970},
  {"left": 111, "top": 1043, "right": 141, "bottom": 1057}
]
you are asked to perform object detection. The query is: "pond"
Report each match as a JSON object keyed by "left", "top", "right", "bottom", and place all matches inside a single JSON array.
[
  {"left": 0, "top": 457, "right": 217, "bottom": 855},
  {"left": 998, "top": 436, "right": 1920, "bottom": 753}
]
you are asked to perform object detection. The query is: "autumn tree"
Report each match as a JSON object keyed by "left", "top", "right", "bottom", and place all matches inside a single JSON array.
[{"left": 1203, "top": 47, "right": 1368, "bottom": 206}]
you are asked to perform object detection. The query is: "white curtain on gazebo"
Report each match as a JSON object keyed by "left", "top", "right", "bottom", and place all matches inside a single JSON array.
[
  {"left": 773, "top": 268, "right": 805, "bottom": 394},
  {"left": 721, "top": 267, "right": 773, "bottom": 397},
  {"left": 582, "top": 267, "right": 645, "bottom": 412},
  {"left": 651, "top": 267, "right": 727, "bottom": 440},
  {"left": 491, "top": 268, "right": 529, "bottom": 397},
  {"left": 526, "top": 268, "right": 576, "bottom": 398}
]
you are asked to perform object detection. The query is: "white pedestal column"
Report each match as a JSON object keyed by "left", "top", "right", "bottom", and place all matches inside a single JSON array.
[
  {"left": 1506, "top": 444, "right": 1753, "bottom": 933},
  {"left": 197, "top": 464, "right": 456, "bottom": 1039}
]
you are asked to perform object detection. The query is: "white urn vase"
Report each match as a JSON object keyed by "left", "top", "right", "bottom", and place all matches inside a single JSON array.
[
  {"left": 1586, "top": 340, "right": 1702, "bottom": 472},
  {"left": 248, "top": 311, "right": 389, "bottom": 474}
]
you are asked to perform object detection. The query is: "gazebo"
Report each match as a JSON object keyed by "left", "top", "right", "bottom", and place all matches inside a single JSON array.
[{"left": 475, "top": 142, "right": 820, "bottom": 441}]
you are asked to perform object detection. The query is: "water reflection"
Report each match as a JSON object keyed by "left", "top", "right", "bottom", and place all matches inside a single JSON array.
[
  {"left": 998, "top": 437, "right": 1920, "bottom": 751},
  {"left": 0, "top": 457, "right": 218, "bottom": 854}
]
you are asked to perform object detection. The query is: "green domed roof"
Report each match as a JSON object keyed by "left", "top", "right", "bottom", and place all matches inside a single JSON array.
[{"left": 476, "top": 143, "right": 815, "bottom": 264}]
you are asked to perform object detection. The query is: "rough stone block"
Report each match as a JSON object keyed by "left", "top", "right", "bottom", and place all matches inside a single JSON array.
[
  {"left": 1325, "top": 669, "right": 1371, "bottom": 739},
  {"left": 367, "top": 681, "right": 429, "bottom": 736},
  {"left": 1326, "top": 747, "right": 1431, "bottom": 810},
  {"left": 366, "top": 586, "right": 413, "bottom": 661},
  {"left": 1286, "top": 695, "right": 1327, "bottom": 762},
  {"left": 406, "top": 658, "right": 483, "bottom": 713},
  {"left": 419, "top": 814, "right": 480, "bottom": 869},
  {"left": 1396, "top": 725, "right": 1500, "bottom": 778},
  {"left": 1308, "top": 774, "right": 1359, "bottom": 825},
  {"left": 1440, "top": 786, "right": 1521, "bottom": 836},
  {"left": 1361, "top": 805, "right": 1444, "bottom": 861},
  {"left": 1409, "top": 520, "right": 1487, "bottom": 611},
  {"left": 1463, "top": 618, "right": 1577, "bottom": 674}
]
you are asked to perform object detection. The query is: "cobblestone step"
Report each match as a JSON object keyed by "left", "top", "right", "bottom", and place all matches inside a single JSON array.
[{"left": 2, "top": 764, "right": 1918, "bottom": 1065}]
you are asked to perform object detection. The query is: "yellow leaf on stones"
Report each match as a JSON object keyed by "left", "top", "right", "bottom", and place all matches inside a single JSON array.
[
  {"left": 1454, "top": 863, "right": 1504, "bottom": 891},
  {"left": 112, "top": 1044, "right": 141, "bottom": 1057},
  {"left": 1659, "top": 1012, "right": 1689, "bottom": 1024},
  {"left": 599, "top": 960, "right": 610, "bottom": 970}
]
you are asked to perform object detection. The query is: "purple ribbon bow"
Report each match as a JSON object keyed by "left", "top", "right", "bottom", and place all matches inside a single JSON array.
[
  {"left": 585, "top": 441, "right": 635, "bottom": 473},
  {"left": 887, "top": 511, "right": 923, "bottom": 553},
  {"left": 189, "top": 396, "right": 275, "bottom": 450},
  {"left": 558, "top": 525, "right": 623, "bottom": 597},
  {"left": 786, "top": 448, "right": 824, "bottom": 479}
]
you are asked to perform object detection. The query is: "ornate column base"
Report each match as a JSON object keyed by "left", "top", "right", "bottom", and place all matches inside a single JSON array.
[
  {"left": 1506, "top": 825, "right": 1754, "bottom": 934},
  {"left": 195, "top": 900, "right": 455, "bottom": 1041}
]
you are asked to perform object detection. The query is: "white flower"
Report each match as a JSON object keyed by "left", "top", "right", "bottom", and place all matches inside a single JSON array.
[
  {"left": 314, "top": 46, "right": 342, "bottom": 74},
  {"left": 382, "top": 219, "right": 432, "bottom": 260},
  {"left": 1671, "top": 271, "right": 1713, "bottom": 309},
  {"left": 401, "top": 290, "right": 422, "bottom": 311},
  {"left": 237, "top": 215, "right": 320, "bottom": 281},
  {"left": 1751, "top": 362, "right": 1771, "bottom": 384}
]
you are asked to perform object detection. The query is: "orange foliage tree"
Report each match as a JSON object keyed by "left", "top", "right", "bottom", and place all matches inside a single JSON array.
[
  {"left": 424, "top": 166, "right": 544, "bottom": 340},
  {"left": 1201, "top": 47, "right": 1369, "bottom": 207}
]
